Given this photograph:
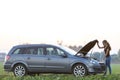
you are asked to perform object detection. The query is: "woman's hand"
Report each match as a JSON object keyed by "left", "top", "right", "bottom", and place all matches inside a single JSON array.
[{"left": 95, "top": 39, "right": 98, "bottom": 43}]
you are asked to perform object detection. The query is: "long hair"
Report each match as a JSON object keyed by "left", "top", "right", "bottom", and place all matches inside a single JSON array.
[{"left": 103, "top": 40, "right": 111, "bottom": 50}]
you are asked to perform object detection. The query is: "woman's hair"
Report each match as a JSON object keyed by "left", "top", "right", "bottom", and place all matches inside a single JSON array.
[{"left": 103, "top": 40, "right": 111, "bottom": 50}]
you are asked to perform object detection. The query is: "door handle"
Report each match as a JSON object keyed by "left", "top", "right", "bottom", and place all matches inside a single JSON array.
[
  {"left": 27, "top": 57, "right": 30, "bottom": 60},
  {"left": 47, "top": 58, "right": 51, "bottom": 60}
]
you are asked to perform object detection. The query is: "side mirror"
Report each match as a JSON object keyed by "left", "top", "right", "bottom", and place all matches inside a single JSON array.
[{"left": 60, "top": 54, "right": 67, "bottom": 58}]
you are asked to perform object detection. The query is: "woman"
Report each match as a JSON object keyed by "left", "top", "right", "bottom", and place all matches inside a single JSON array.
[{"left": 97, "top": 40, "right": 112, "bottom": 76}]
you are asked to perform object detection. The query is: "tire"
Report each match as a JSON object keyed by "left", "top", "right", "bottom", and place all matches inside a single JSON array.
[
  {"left": 72, "top": 64, "right": 88, "bottom": 77},
  {"left": 13, "top": 64, "right": 27, "bottom": 77}
]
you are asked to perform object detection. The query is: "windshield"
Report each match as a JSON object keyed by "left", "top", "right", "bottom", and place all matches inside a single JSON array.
[{"left": 61, "top": 46, "right": 77, "bottom": 55}]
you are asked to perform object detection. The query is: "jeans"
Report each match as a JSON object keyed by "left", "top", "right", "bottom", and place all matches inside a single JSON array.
[{"left": 104, "top": 56, "right": 112, "bottom": 75}]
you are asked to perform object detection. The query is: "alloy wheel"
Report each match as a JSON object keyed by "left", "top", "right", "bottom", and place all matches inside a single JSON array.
[
  {"left": 73, "top": 64, "right": 87, "bottom": 77},
  {"left": 13, "top": 64, "right": 26, "bottom": 76}
]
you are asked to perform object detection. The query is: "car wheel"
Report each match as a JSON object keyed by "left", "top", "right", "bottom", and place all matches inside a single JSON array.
[
  {"left": 13, "top": 64, "right": 27, "bottom": 76},
  {"left": 72, "top": 64, "right": 88, "bottom": 77}
]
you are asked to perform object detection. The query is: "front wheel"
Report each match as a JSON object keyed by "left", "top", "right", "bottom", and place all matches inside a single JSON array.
[
  {"left": 72, "top": 64, "right": 88, "bottom": 77},
  {"left": 13, "top": 64, "right": 27, "bottom": 77}
]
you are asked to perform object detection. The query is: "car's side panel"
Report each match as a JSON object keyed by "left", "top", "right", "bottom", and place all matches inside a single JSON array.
[
  {"left": 44, "top": 55, "right": 70, "bottom": 72},
  {"left": 23, "top": 54, "right": 46, "bottom": 72}
]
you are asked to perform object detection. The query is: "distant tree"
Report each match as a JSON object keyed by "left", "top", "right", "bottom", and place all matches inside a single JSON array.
[
  {"left": 57, "top": 40, "right": 63, "bottom": 45},
  {"left": 68, "top": 45, "right": 82, "bottom": 52},
  {"left": 91, "top": 52, "right": 105, "bottom": 61},
  {"left": 92, "top": 52, "right": 101, "bottom": 61},
  {"left": 118, "top": 49, "right": 120, "bottom": 58},
  {"left": 99, "top": 51, "right": 105, "bottom": 61},
  {"left": 111, "top": 54, "right": 120, "bottom": 63}
]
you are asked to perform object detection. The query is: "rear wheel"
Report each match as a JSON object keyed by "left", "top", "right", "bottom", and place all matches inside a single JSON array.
[
  {"left": 72, "top": 64, "right": 88, "bottom": 77},
  {"left": 13, "top": 64, "right": 27, "bottom": 77}
]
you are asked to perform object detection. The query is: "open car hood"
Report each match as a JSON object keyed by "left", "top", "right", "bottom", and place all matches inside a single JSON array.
[{"left": 76, "top": 40, "right": 98, "bottom": 56}]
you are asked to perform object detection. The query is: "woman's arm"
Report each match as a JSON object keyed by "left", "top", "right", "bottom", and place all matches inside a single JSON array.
[{"left": 97, "top": 42, "right": 104, "bottom": 49}]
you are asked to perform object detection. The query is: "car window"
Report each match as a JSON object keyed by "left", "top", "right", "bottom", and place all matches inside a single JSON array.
[
  {"left": 56, "top": 48, "right": 65, "bottom": 56},
  {"left": 24, "top": 48, "right": 38, "bottom": 55},
  {"left": 13, "top": 47, "right": 44, "bottom": 55},
  {"left": 13, "top": 48, "right": 25, "bottom": 54},
  {"left": 46, "top": 47, "right": 58, "bottom": 55},
  {"left": 38, "top": 48, "right": 44, "bottom": 55}
]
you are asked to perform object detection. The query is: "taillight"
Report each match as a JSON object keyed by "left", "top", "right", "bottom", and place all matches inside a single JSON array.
[{"left": 5, "top": 55, "right": 10, "bottom": 61}]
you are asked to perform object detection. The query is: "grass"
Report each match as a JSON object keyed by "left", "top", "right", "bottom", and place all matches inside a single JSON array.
[
  {"left": 0, "top": 62, "right": 120, "bottom": 80},
  {"left": 111, "top": 64, "right": 120, "bottom": 74}
]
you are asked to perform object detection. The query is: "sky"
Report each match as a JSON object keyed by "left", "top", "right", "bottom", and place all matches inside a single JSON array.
[{"left": 0, "top": 0, "right": 120, "bottom": 54}]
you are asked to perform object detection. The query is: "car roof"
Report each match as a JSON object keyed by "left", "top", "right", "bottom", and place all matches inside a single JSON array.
[{"left": 13, "top": 44, "right": 61, "bottom": 48}]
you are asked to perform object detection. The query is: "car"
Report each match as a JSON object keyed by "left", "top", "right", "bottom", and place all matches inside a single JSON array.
[{"left": 4, "top": 40, "right": 105, "bottom": 77}]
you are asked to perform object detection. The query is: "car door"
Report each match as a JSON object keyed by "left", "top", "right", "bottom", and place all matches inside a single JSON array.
[
  {"left": 23, "top": 47, "right": 46, "bottom": 72},
  {"left": 44, "top": 47, "right": 70, "bottom": 72}
]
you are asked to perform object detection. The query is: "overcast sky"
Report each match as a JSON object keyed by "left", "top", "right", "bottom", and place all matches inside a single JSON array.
[{"left": 0, "top": 0, "right": 120, "bottom": 54}]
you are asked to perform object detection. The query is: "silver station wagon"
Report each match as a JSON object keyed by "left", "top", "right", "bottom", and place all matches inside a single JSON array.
[{"left": 4, "top": 40, "right": 105, "bottom": 77}]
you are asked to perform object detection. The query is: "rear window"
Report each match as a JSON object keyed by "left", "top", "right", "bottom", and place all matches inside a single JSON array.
[{"left": 13, "top": 47, "right": 44, "bottom": 55}]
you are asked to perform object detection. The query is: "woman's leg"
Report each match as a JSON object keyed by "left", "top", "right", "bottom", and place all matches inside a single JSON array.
[
  {"left": 107, "top": 56, "right": 112, "bottom": 74},
  {"left": 104, "top": 59, "right": 107, "bottom": 75},
  {"left": 105, "top": 56, "right": 112, "bottom": 75}
]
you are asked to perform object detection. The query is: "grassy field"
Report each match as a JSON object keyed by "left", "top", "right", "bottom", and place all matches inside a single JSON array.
[{"left": 0, "top": 62, "right": 120, "bottom": 80}]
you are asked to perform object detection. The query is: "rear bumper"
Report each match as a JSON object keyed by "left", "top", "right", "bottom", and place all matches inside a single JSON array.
[{"left": 4, "top": 63, "right": 12, "bottom": 72}]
